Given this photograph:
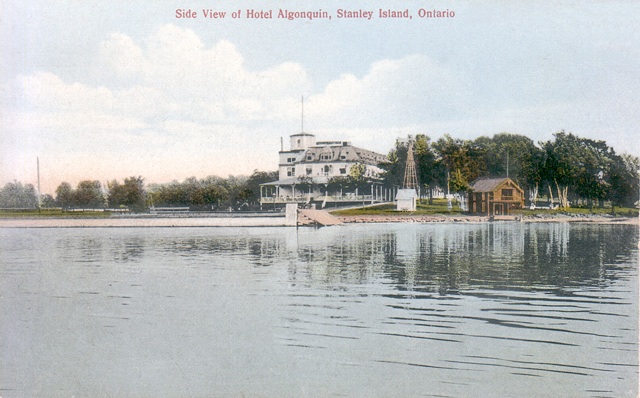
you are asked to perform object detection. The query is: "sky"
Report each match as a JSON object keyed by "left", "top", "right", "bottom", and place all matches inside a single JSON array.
[{"left": 1, "top": 0, "right": 639, "bottom": 195}]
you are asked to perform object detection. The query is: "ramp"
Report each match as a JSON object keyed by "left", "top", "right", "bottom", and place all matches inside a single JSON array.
[{"left": 298, "top": 209, "right": 343, "bottom": 226}]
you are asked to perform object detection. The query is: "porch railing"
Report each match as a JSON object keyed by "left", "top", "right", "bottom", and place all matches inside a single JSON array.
[{"left": 260, "top": 195, "right": 378, "bottom": 204}]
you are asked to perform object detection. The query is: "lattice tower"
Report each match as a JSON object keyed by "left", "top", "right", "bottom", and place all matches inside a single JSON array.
[{"left": 403, "top": 141, "right": 419, "bottom": 190}]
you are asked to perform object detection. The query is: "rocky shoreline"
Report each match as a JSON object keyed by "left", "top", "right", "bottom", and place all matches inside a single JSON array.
[{"left": 336, "top": 213, "right": 638, "bottom": 225}]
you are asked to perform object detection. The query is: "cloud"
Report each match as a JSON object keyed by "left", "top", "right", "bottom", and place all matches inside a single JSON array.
[
  {"left": 98, "top": 32, "right": 148, "bottom": 79},
  {"left": 307, "top": 54, "right": 466, "bottom": 129}
]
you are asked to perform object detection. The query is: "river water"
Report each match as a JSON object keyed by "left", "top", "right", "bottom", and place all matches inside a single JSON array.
[{"left": 1, "top": 223, "right": 637, "bottom": 397}]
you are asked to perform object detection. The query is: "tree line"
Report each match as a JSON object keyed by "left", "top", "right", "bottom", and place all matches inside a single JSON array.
[
  {"left": 381, "top": 131, "right": 639, "bottom": 210},
  {"left": 0, "top": 171, "right": 278, "bottom": 211},
  {"left": 1, "top": 131, "right": 638, "bottom": 212}
]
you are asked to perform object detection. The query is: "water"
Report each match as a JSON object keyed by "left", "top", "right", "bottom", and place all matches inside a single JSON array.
[{"left": 1, "top": 223, "right": 637, "bottom": 398}]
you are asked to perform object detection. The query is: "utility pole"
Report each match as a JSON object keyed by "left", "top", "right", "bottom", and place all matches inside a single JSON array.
[{"left": 37, "top": 157, "right": 41, "bottom": 209}]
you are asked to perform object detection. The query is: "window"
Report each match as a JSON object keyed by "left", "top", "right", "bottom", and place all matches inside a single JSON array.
[
  {"left": 501, "top": 189, "right": 513, "bottom": 199},
  {"left": 287, "top": 167, "right": 295, "bottom": 177},
  {"left": 307, "top": 155, "right": 313, "bottom": 161},
  {"left": 287, "top": 157, "right": 296, "bottom": 163},
  {"left": 306, "top": 168, "right": 312, "bottom": 175},
  {"left": 339, "top": 168, "right": 346, "bottom": 174}
]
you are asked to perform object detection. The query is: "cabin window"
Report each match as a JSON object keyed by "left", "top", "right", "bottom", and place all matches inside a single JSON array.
[{"left": 502, "top": 189, "right": 513, "bottom": 199}]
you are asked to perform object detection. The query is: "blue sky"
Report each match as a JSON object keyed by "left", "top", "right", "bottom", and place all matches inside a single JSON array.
[{"left": 1, "top": 0, "right": 639, "bottom": 194}]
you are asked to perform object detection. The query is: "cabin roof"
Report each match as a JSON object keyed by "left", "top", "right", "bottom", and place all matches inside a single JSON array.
[{"left": 470, "top": 177, "right": 523, "bottom": 193}]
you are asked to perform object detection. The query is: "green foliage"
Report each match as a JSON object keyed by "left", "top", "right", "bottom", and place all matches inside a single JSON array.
[
  {"left": 378, "top": 139, "right": 408, "bottom": 188},
  {"left": 76, "top": 180, "right": 104, "bottom": 208},
  {"left": 540, "top": 131, "right": 639, "bottom": 209},
  {"left": 147, "top": 172, "right": 276, "bottom": 209},
  {"left": 0, "top": 181, "right": 39, "bottom": 208},
  {"left": 473, "top": 133, "right": 544, "bottom": 189},
  {"left": 245, "top": 170, "right": 278, "bottom": 203},
  {"left": 55, "top": 182, "right": 74, "bottom": 208},
  {"left": 108, "top": 176, "right": 146, "bottom": 212},
  {"left": 381, "top": 131, "right": 638, "bottom": 210}
]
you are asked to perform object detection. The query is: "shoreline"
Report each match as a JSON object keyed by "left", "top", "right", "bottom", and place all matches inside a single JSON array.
[
  {"left": 0, "top": 213, "right": 637, "bottom": 228},
  {"left": 0, "top": 216, "right": 290, "bottom": 228},
  {"left": 335, "top": 214, "right": 639, "bottom": 225}
]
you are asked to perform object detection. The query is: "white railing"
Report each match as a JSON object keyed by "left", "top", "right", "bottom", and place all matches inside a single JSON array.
[{"left": 260, "top": 195, "right": 380, "bottom": 204}]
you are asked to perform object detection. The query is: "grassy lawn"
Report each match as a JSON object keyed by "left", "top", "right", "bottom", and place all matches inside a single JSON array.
[
  {"left": 0, "top": 209, "right": 113, "bottom": 218},
  {"left": 331, "top": 198, "right": 464, "bottom": 216}
]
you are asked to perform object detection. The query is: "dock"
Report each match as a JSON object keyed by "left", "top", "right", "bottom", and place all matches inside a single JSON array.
[{"left": 298, "top": 209, "right": 343, "bottom": 227}]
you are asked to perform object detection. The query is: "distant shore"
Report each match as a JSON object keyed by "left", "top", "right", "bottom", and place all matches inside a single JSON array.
[{"left": 0, "top": 212, "right": 637, "bottom": 227}]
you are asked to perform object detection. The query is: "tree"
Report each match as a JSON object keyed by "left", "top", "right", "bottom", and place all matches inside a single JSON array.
[
  {"left": 40, "top": 194, "right": 56, "bottom": 208},
  {"left": 55, "top": 182, "right": 74, "bottom": 208},
  {"left": 348, "top": 162, "right": 371, "bottom": 193},
  {"left": 107, "top": 176, "right": 146, "bottom": 211},
  {"left": 74, "top": 180, "right": 105, "bottom": 208},
  {"left": 0, "top": 181, "right": 38, "bottom": 208},
  {"left": 379, "top": 138, "right": 409, "bottom": 189},
  {"left": 540, "top": 132, "right": 582, "bottom": 208},
  {"left": 475, "top": 133, "right": 543, "bottom": 188},
  {"left": 538, "top": 131, "right": 638, "bottom": 210},
  {"left": 327, "top": 176, "right": 351, "bottom": 196},
  {"left": 432, "top": 135, "right": 485, "bottom": 193},
  {"left": 608, "top": 153, "right": 640, "bottom": 212},
  {"left": 245, "top": 170, "right": 278, "bottom": 205},
  {"left": 414, "top": 134, "right": 445, "bottom": 203}
]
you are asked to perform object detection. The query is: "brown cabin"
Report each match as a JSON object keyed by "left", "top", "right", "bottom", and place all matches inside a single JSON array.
[{"left": 468, "top": 177, "right": 525, "bottom": 216}]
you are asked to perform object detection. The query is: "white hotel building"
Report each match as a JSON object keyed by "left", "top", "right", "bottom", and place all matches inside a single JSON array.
[{"left": 260, "top": 133, "right": 394, "bottom": 207}]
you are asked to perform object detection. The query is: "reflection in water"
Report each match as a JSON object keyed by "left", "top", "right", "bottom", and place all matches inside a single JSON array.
[
  {"left": 0, "top": 223, "right": 637, "bottom": 398},
  {"left": 287, "top": 223, "right": 636, "bottom": 295}
]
